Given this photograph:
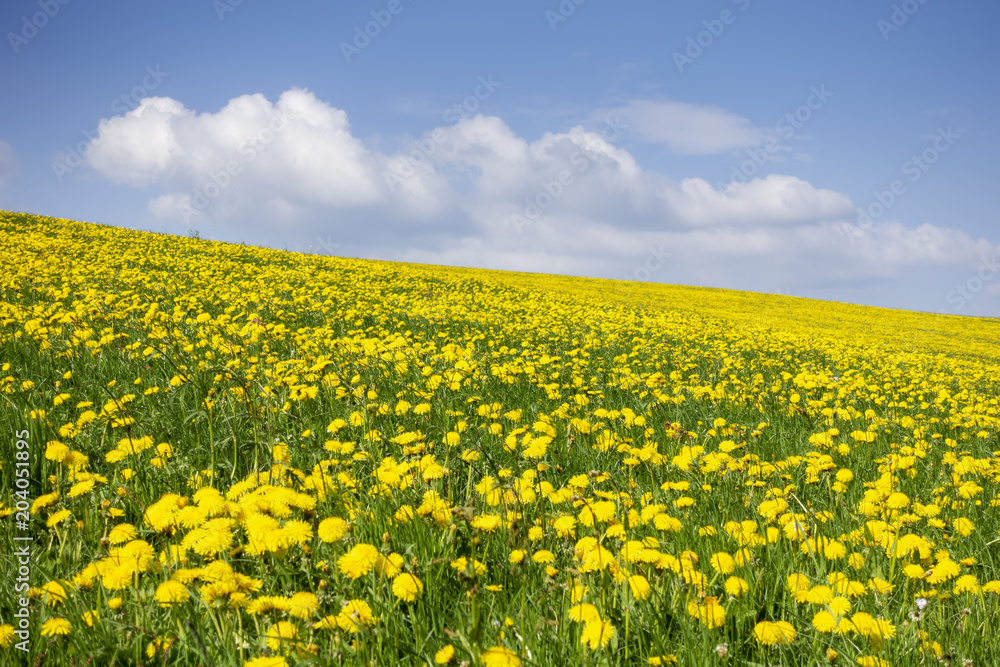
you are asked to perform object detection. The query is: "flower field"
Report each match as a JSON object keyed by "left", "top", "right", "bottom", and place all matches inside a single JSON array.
[{"left": 2, "top": 210, "right": 1000, "bottom": 666}]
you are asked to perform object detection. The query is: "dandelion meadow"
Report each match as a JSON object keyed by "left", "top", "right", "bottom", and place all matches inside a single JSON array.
[{"left": 2, "top": 211, "right": 1000, "bottom": 666}]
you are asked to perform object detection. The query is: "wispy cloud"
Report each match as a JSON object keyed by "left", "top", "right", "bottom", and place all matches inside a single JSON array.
[{"left": 597, "top": 99, "right": 766, "bottom": 155}]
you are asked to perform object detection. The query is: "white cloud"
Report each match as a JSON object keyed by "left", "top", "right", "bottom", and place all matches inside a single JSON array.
[
  {"left": 147, "top": 193, "right": 195, "bottom": 223},
  {"left": 598, "top": 99, "right": 767, "bottom": 155},
  {"left": 845, "top": 221, "right": 997, "bottom": 268},
  {"left": 663, "top": 175, "right": 854, "bottom": 226},
  {"left": 81, "top": 88, "right": 1000, "bottom": 314},
  {"left": 86, "top": 89, "right": 387, "bottom": 223},
  {"left": 86, "top": 97, "right": 186, "bottom": 186}
]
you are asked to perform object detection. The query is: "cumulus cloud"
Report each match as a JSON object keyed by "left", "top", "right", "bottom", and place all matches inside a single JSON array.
[
  {"left": 844, "top": 221, "right": 997, "bottom": 269},
  {"left": 79, "top": 88, "right": 1000, "bottom": 314},
  {"left": 664, "top": 175, "right": 853, "bottom": 226},
  {"left": 598, "top": 99, "right": 767, "bottom": 155},
  {"left": 85, "top": 89, "right": 390, "bottom": 226}
]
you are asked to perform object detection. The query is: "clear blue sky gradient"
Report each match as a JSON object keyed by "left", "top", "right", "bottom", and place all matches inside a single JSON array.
[{"left": 1, "top": 0, "right": 998, "bottom": 315}]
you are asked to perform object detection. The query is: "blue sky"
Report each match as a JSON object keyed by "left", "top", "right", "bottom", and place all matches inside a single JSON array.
[{"left": 2, "top": 0, "right": 998, "bottom": 316}]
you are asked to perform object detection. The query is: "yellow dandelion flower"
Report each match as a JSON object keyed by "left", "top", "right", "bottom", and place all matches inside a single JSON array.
[
  {"left": 40, "top": 581, "right": 67, "bottom": 606},
  {"left": 338, "top": 543, "right": 380, "bottom": 579},
  {"left": 45, "top": 441, "right": 70, "bottom": 462},
  {"left": 317, "top": 517, "right": 350, "bottom": 542},
  {"left": 40, "top": 618, "right": 72, "bottom": 637},
  {"left": 628, "top": 574, "right": 652, "bottom": 600},
  {"left": 531, "top": 550, "right": 555, "bottom": 564},
  {"left": 953, "top": 517, "right": 974, "bottom": 537},
  {"left": 590, "top": 501, "right": 617, "bottom": 522},
  {"left": 264, "top": 621, "right": 299, "bottom": 652},
  {"left": 244, "top": 656, "right": 288, "bottom": 667},
  {"left": 812, "top": 609, "right": 849, "bottom": 634},
  {"left": 182, "top": 518, "right": 234, "bottom": 557},
  {"left": 471, "top": 514, "right": 503, "bottom": 532},
  {"left": 926, "top": 558, "right": 960, "bottom": 584},
  {"left": 687, "top": 596, "right": 726, "bottom": 629},
  {"left": 108, "top": 523, "right": 136, "bottom": 545},
  {"left": 847, "top": 612, "right": 875, "bottom": 636},
  {"left": 725, "top": 576, "right": 749, "bottom": 597},
  {"left": 101, "top": 565, "right": 135, "bottom": 591},
  {"left": 828, "top": 596, "right": 851, "bottom": 617},
  {"left": 313, "top": 615, "right": 338, "bottom": 631},
  {"left": 392, "top": 573, "right": 424, "bottom": 602},
  {"left": 154, "top": 580, "right": 190, "bottom": 607},
  {"left": 885, "top": 492, "right": 909, "bottom": 509},
  {"left": 805, "top": 585, "right": 834, "bottom": 605},
  {"left": 754, "top": 620, "right": 796, "bottom": 645},
  {"left": 824, "top": 540, "right": 847, "bottom": 560},
  {"left": 336, "top": 599, "right": 377, "bottom": 633},
  {"left": 45, "top": 510, "right": 73, "bottom": 528},
  {"left": 580, "top": 618, "right": 615, "bottom": 650},
  {"left": 288, "top": 592, "right": 319, "bottom": 619},
  {"left": 568, "top": 603, "right": 601, "bottom": 623},
  {"left": 553, "top": 515, "right": 577, "bottom": 538},
  {"left": 31, "top": 491, "right": 60, "bottom": 514},
  {"left": 482, "top": 646, "right": 521, "bottom": 667},
  {"left": 710, "top": 552, "right": 735, "bottom": 574},
  {"left": 435, "top": 644, "right": 456, "bottom": 664},
  {"left": 280, "top": 519, "right": 313, "bottom": 545}
]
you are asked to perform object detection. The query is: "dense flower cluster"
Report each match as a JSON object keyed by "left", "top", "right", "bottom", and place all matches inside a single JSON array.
[{"left": 1, "top": 212, "right": 999, "bottom": 665}]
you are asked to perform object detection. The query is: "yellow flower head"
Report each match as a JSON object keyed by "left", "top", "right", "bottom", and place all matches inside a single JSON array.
[
  {"left": 392, "top": 573, "right": 424, "bottom": 602},
  {"left": 580, "top": 618, "right": 616, "bottom": 650},
  {"left": 482, "top": 646, "right": 521, "bottom": 667},
  {"left": 40, "top": 618, "right": 72, "bottom": 637},
  {"left": 753, "top": 620, "right": 796, "bottom": 645}
]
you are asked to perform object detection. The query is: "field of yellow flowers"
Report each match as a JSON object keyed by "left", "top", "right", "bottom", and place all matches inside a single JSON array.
[{"left": 2, "top": 211, "right": 1000, "bottom": 666}]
